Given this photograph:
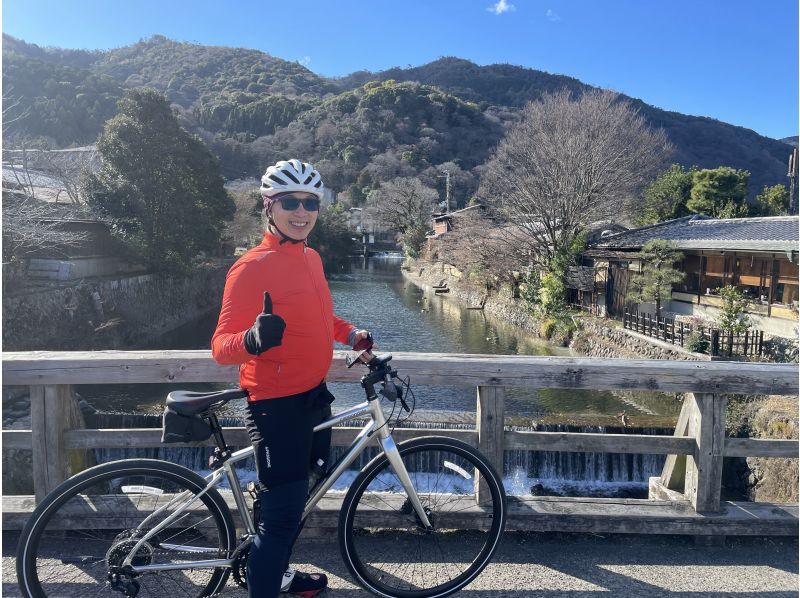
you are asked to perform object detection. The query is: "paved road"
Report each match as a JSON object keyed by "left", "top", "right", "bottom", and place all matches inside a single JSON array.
[{"left": 4, "top": 532, "right": 797, "bottom": 597}]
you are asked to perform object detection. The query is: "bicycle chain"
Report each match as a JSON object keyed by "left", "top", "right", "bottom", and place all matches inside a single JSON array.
[{"left": 111, "top": 549, "right": 239, "bottom": 597}]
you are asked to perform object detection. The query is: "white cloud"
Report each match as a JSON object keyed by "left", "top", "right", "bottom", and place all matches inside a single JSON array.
[
  {"left": 546, "top": 8, "right": 561, "bottom": 21},
  {"left": 299, "top": 56, "right": 312, "bottom": 67},
  {"left": 487, "top": 0, "right": 516, "bottom": 15}
]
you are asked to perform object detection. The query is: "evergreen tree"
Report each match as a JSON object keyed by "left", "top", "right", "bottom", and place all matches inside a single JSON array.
[
  {"left": 628, "top": 240, "right": 684, "bottom": 315},
  {"left": 639, "top": 164, "right": 694, "bottom": 224},
  {"left": 754, "top": 184, "right": 790, "bottom": 216},
  {"left": 308, "top": 202, "right": 357, "bottom": 271},
  {"left": 84, "top": 89, "right": 234, "bottom": 271},
  {"left": 686, "top": 167, "right": 750, "bottom": 218}
]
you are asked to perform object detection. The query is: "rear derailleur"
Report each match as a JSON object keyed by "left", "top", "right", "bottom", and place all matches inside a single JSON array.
[{"left": 108, "top": 567, "right": 140, "bottom": 597}]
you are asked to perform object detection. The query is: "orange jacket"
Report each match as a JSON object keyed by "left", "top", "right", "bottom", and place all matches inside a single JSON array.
[{"left": 211, "top": 233, "right": 354, "bottom": 401}]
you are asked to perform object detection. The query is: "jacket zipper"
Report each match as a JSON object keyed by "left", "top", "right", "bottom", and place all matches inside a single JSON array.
[{"left": 304, "top": 246, "right": 333, "bottom": 348}]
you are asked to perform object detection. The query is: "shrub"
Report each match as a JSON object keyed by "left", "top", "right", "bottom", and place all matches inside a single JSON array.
[
  {"left": 686, "top": 330, "right": 709, "bottom": 354},
  {"left": 540, "top": 318, "right": 558, "bottom": 340},
  {"left": 552, "top": 318, "right": 577, "bottom": 347}
]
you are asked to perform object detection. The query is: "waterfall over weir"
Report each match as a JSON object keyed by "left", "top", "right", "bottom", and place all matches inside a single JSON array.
[{"left": 87, "top": 413, "right": 670, "bottom": 498}]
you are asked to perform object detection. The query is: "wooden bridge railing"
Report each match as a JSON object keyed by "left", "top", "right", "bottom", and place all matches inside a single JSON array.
[{"left": 3, "top": 351, "right": 798, "bottom": 536}]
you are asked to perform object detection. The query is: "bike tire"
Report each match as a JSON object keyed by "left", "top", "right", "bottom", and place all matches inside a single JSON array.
[
  {"left": 338, "top": 436, "right": 506, "bottom": 598},
  {"left": 16, "top": 459, "right": 237, "bottom": 598}
]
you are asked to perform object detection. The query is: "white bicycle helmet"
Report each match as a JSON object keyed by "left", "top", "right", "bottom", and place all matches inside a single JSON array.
[{"left": 260, "top": 159, "right": 324, "bottom": 200}]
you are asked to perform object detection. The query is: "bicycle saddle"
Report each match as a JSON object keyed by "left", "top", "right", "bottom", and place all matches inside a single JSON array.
[{"left": 166, "top": 388, "right": 249, "bottom": 416}]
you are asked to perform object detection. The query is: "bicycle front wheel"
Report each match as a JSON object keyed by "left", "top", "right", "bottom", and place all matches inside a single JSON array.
[
  {"left": 339, "top": 436, "right": 506, "bottom": 598},
  {"left": 16, "top": 459, "right": 236, "bottom": 598}
]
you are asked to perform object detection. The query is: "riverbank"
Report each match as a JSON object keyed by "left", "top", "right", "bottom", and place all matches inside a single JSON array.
[
  {"left": 403, "top": 258, "right": 706, "bottom": 361},
  {"left": 402, "top": 258, "right": 798, "bottom": 503},
  {"left": 2, "top": 259, "right": 231, "bottom": 351}
]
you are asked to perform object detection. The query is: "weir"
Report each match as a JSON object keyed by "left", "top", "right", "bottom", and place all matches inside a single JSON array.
[
  {"left": 84, "top": 412, "right": 669, "bottom": 498},
  {"left": 3, "top": 350, "right": 797, "bottom": 538}
]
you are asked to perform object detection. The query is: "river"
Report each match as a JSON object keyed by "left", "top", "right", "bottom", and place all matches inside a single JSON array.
[
  {"left": 78, "top": 257, "right": 680, "bottom": 427},
  {"left": 79, "top": 257, "right": 681, "bottom": 497}
]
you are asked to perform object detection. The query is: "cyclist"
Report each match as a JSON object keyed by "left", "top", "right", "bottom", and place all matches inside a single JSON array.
[{"left": 211, "top": 159, "right": 373, "bottom": 598}]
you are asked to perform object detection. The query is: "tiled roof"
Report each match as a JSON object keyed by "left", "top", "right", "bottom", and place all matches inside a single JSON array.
[{"left": 593, "top": 215, "right": 799, "bottom": 252}]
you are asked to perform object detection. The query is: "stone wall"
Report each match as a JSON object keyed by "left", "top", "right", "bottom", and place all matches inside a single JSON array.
[
  {"left": 404, "top": 259, "right": 708, "bottom": 360},
  {"left": 406, "top": 261, "right": 540, "bottom": 334},
  {"left": 3, "top": 260, "right": 232, "bottom": 351},
  {"left": 726, "top": 395, "right": 799, "bottom": 503},
  {"left": 572, "top": 319, "right": 709, "bottom": 361}
]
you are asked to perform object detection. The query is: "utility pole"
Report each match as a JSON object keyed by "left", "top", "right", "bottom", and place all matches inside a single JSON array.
[{"left": 788, "top": 148, "right": 798, "bottom": 215}]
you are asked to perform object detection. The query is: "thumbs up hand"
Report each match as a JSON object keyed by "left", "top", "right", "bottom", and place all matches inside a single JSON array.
[{"left": 243, "top": 291, "right": 286, "bottom": 356}]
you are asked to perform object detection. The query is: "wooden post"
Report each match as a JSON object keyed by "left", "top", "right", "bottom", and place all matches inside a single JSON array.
[
  {"left": 30, "top": 384, "right": 83, "bottom": 503},
  {"left": 658, "top": 398, "right": 692, "bottom": 492},
  {"left": 679, "top": 322, "right": 685, "bottom": 347},
  {"left": 743, "top": 330, "right": 749, "bottom": 356},
  {"left": 758, "top": 331, "right": 764, "bottom": 357},
  {"left": 476, "top": 385, "right": 505, "bottom": 505},
  {"left": 684, "top": 393, "right": 727, "bottom": 513},
  {"left": 767, "top": 259, "right": 778, "bottom": 318}
]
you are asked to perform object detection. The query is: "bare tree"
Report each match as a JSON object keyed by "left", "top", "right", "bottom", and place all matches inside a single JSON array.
[
  {"left": 434, "top": 208, "right": 522, "bottom": 286},
  {"left": 478, "top": 89, "right": 672, "bottom": 268},
  {"left": 367, "top": 177, "right": 438, "bottom": 256},
  {"left": 2, "top": 85, "right": 30, "bottom": 136},
  {"left": 2, "top": 192, "right": 89, "bottom": 266},
  {"left": 3, "top": 146, "right": 98, "bottom": 204}
]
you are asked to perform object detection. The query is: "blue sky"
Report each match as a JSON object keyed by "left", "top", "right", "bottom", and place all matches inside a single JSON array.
[{"left": 3, "top": 0, "right": 798, "bottom": 139}]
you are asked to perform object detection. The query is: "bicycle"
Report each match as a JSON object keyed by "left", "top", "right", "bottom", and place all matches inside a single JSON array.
[{"left": 17, "top": 352, "right": 506, "bottom": 598}]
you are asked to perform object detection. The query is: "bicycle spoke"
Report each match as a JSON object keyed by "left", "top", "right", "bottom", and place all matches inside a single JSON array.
[
  {"left": 19, "top": 461, "right": 234, "bottom": 598},
  {"left": 342, "top": 440, "right": 505, "bottom": 597}
]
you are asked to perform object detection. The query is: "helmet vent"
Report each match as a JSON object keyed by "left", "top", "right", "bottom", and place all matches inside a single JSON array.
[
  {"left": 268, "top": 174, "right": 288, "bottom": 185},
  {"left": 281, "top": 169, "right": 301, "bottom": 184}
]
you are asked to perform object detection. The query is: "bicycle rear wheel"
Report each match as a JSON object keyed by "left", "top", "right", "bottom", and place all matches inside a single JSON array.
[
  {"left": 16, "top": 459, "right": 236, "bottom": 598},
  {"left": 339, "top": 436, "right": 506, "bottom": 598}
]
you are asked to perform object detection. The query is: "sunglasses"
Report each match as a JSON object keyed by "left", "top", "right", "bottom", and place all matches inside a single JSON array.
[{"left": 275, "top": 195, "right": 321, "bottom": 212}]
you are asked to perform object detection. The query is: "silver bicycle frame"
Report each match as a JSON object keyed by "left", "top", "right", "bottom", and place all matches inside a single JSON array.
[{"left": 127, "top": 396, "right": 431, "bottom": 573}]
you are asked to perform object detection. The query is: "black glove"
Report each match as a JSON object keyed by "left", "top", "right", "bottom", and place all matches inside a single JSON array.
[{"left": 243, "top": 291, "right": 286, "bottom": 356}]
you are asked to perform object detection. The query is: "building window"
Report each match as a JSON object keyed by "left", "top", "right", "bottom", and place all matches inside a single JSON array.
[
  {"left": 735, "top": 256, "right": 770, "bottom": 303},
  {"left": 677, "top": 255, "right": 701, "bottom": 293},
  {"left": 701, "top": 256, "right": 726, "bottom": 294}
]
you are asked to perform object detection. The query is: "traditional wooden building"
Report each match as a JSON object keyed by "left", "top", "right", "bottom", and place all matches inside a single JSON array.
[{"left": 578, "top": 215, "right": 798, "bottom": 337}]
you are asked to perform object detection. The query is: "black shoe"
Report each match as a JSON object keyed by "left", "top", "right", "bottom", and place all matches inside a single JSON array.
[{"left": 280, "top": 568, "right": 328, "bottom": 597}]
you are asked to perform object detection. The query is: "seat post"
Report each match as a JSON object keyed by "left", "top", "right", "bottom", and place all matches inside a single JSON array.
[{"left": 207, "top": 413, "right": 230, "bottom": 453}]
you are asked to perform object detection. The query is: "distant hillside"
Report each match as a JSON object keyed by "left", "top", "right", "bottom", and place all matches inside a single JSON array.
[
  {"left": 339, "top": 58, "right": 793, "bottom": 198},
  {"left": 94, "top": 35, "right": 338, "bottom": 105},
  {"left": 337, "top": 57, "right": 589, "bottom": 107},
  {"left": 781, "top": 136, "right": 798, "bottom": 148},
  {"left": 2, "top": 33, "right": 793, "bottom": 201},
  {"left": 2, "top": 35, "right": 102, "bottom": 69}
]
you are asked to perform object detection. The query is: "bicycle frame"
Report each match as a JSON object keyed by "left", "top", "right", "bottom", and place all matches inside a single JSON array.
[{"left": 124, "top": 393, "right": 431, "bottom": 573}]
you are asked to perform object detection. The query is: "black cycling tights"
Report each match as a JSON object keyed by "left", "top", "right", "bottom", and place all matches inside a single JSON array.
[{"left": 244, "top": 383, "right": 333, "bottom": 598}]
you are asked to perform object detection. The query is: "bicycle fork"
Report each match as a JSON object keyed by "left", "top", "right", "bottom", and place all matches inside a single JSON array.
[{"left": 371, "top": 402, "right": 433, "bottom": 530}]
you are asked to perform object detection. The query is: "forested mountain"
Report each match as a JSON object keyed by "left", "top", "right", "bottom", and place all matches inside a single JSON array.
[
  {"left": 337, "top": 56, "right": 589, "bottom": 108},
  {"left": 3, "top": 33, "right": 793, "bottom": 202}
]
